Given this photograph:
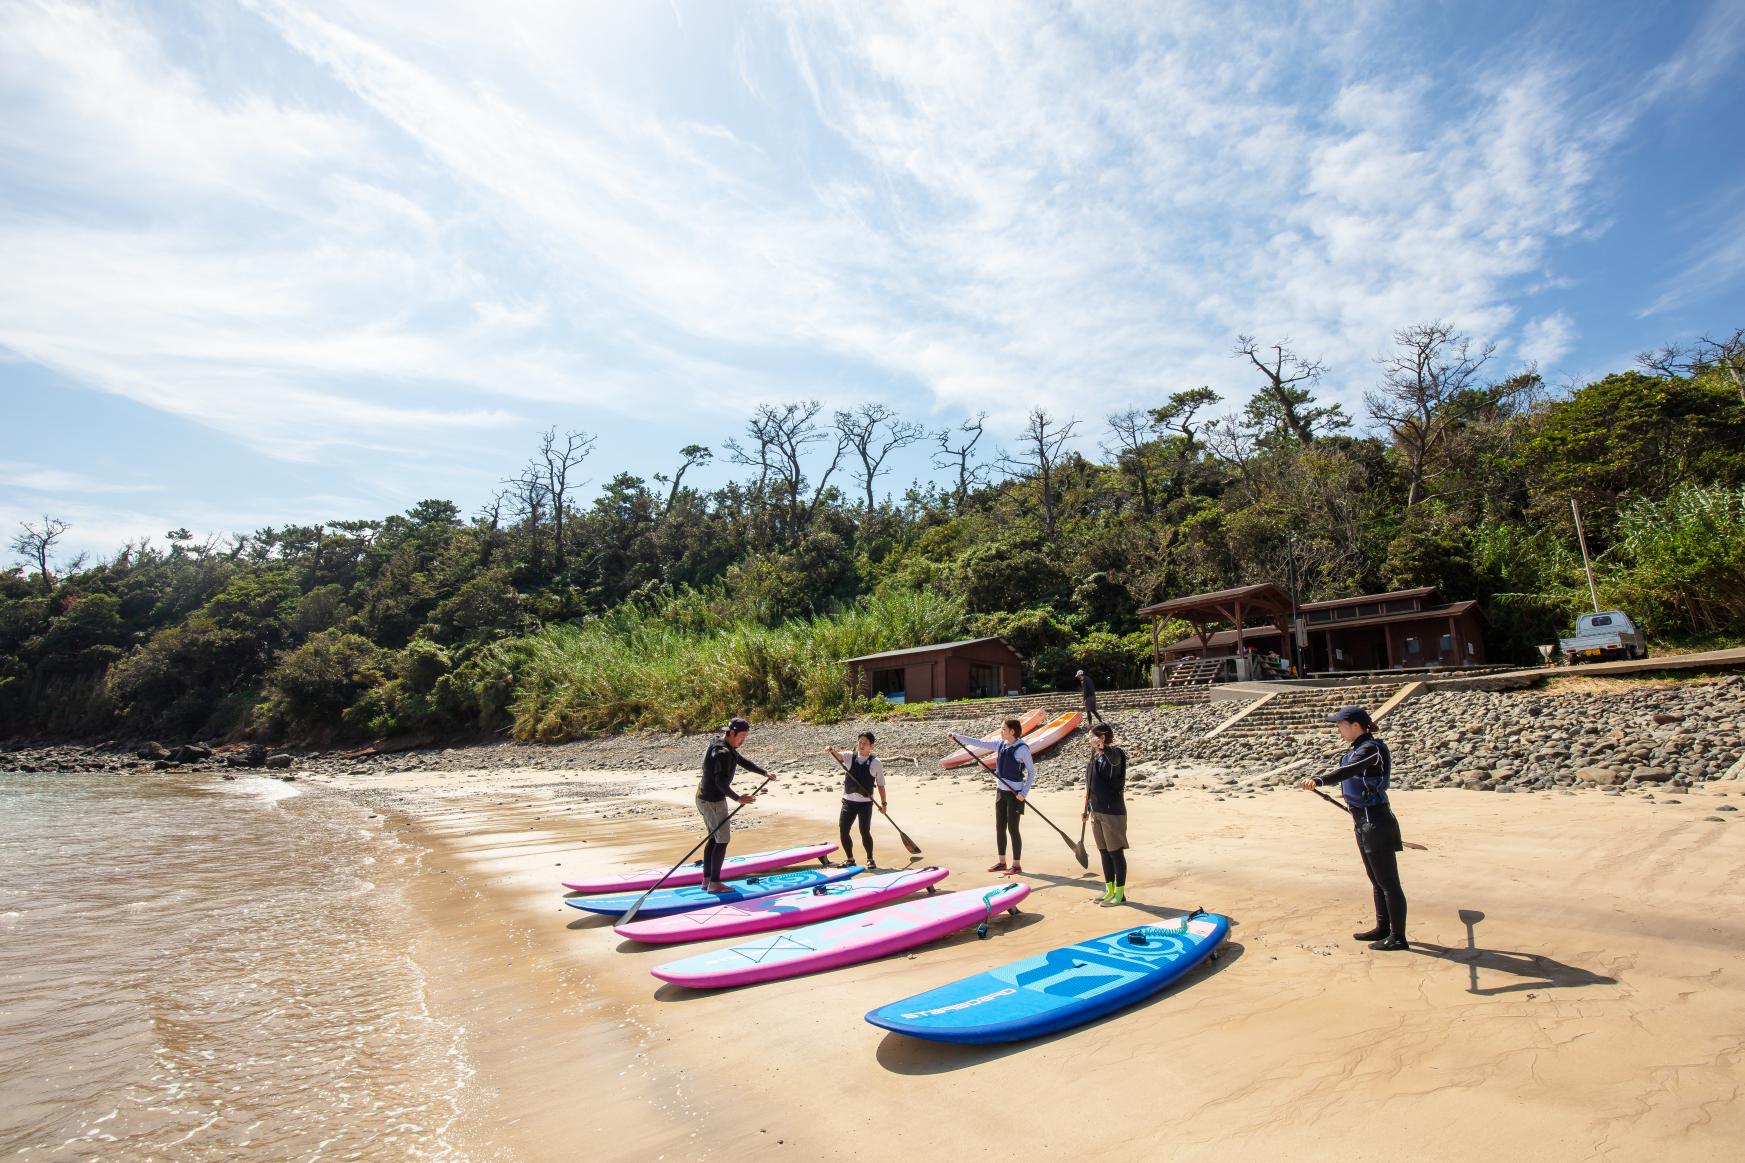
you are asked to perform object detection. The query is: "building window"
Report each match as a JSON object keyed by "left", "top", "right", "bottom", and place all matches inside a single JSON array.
[
  {"left": 1308, "top": 609, "right": 1332, "bottom": 624},
  {"left": 1440, "top": 634, "right": 1454, "bottom": 652},
  {"left": 969, "top": 664, "right": 998, "bottom": 698},
  {"left": 872, "top": 668, "right": 905, "bottom": 700},
  {"left": 1404, "top": 637, "right": 1421, "bottom": 654},
  {"left": 1467, "top": 642, "right": 1476, "bottom": 657},
  {"left": 1384, "top": 599, "right": 1418, "bottom": 613}
]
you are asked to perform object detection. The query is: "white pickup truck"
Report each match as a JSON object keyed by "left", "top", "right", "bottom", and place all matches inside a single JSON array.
[{"left": 1559, "top": 610, "right": 1648, "bottom": 663}]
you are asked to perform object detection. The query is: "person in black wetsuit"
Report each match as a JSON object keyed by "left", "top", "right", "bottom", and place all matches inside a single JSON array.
[
  {"left": 1080, "top": 722, "right": 1129, "bottom": 906},
  {"left": 1075, "top": 668, "right": 1107, "bottom": 726},
  {"left": 826, "top": 731, "right": 887, "bottom": 869},
  {"left": 1300, "top": 706, "right": 1409, "bottom": 951},
  {"left": 696, "top": 716, "right": 776, "bottom": 893}
]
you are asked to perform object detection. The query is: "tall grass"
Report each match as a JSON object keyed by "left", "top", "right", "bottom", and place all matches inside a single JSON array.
[
  {"left": 500, "top": 588, "right": 968, "bottom": 741},
  {"left": 1605, "top": 482, "right": 1745, "bottom": 635}
]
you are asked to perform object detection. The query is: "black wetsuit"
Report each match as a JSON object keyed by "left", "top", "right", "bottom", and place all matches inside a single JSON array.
[
  {"left": 696, "top": 740, "right": 768, "bottom": 883},
  {"left": 1085, "top": 745, "right": 1128, "bottom": 884},
  {"left": 1311, "top": 734, "right": 1407, "bottom": 939},
  {"left": 1079, "top": 674, "right": 1107, "bottom": 725}
]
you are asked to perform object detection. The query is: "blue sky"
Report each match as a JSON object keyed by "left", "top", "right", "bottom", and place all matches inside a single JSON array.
[{"left": 4, "top": 0, "right": 1743, "bottom": 560}]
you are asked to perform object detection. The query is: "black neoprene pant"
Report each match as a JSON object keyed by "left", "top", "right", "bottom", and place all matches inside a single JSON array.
[
  {"left": 1099, "top": 848, "right": 1127, "bottom": 886},
  {"left": 702, "top": 838, "right": 727, "bottom": 882},
  {"left": 995, "top": 792, "right": 1024, "bottom": 860},
  {"left": 1084, "top": 699, "right": 1107, "bottom": 725},
  {"left": 838, "top": 800, "right": 874, "bottom": 862},
  {"left": 1359, "top": 842, "right": 1407, "bottom": 937}
]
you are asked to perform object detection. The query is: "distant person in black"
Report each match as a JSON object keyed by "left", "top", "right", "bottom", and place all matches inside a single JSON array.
[
  {"left": 1075, "top": 668, "right": 1107, "bottom": 725},
  {"left": 1080, "top": 722, "right": 1129, "bottom": 906},
  {"left": 1300, "top": 706, "right": 1408, "bottom": 950},
  {"left": 696, "top": 716, "right": 776, "bottom": 893},
  {"left": 826, "top": 731, "right": 887, "bottom": 869}
]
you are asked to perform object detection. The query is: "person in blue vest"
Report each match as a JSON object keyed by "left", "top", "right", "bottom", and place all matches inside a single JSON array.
[
  {"left": 1300, "top": 706, "right": 1409, "bottom": 950},
  {"left": 949, "top": 718, "right": 1036, "bottom": 875},
  {"left": 826, "top": 731, "right": 887, "bottom": 869}
]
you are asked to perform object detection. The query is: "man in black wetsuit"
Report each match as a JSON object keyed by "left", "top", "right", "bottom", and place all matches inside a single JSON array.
[
  {"left": 1300, "top": 706, "right": 1408, "bottom": 951},
  {"left": 696, "top": 716, "right": 776, "bottom": 893},
  {"left": 1075, "top": 668, "right": 1107, "bottom": 726}
]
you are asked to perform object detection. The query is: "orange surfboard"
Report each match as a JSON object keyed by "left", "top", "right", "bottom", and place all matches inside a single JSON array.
[{"left": 940, "top": 707, "right": 1048, "bottom": 769}]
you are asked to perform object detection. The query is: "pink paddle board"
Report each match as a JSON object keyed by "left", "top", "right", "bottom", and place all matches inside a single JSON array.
[
  {"left": 616, "top": 867, "right": 951, "bottom": 945},
  {"left": 651, "top": 883, "right": 1031, "bottom": 989},
  {"left": 560, "top": 843, "right": 836, "bottom": 895}
]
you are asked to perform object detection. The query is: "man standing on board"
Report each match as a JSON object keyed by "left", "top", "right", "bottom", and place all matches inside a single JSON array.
[
  {"left": 827, "top": 731, "right": 887, "bottom": 870},
  {"left": 697, "top": 716, "right": 775, "bottom": 893}
]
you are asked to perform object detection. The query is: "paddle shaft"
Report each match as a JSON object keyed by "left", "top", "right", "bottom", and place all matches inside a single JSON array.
[
  {"left": 1308, "top": 786, "right": 1428, "bottom": 850},
  {"left": 829, "top": 751, "right": 923, "bottom": 856},
  {"left": 953, "top": 739, "right": 1089, "bottom": 867},
  {"left": 618, "top": 775, "right": 773, "bottom": 925}
]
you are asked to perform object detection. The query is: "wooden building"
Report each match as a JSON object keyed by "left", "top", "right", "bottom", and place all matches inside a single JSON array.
[
  {"left": 842, "top": 638, "right": 1024, "bottom": 703},
  {"left": 1141, "top": 585, "right": 1487, "bottom": 681}
]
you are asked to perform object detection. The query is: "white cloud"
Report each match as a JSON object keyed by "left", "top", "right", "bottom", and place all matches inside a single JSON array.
[
  {"left": 0, "top": 0, "right": 1692, "bottom": 477},
  {"left": 1519, "top": 312, "right": 1577, "bottom": 369}
]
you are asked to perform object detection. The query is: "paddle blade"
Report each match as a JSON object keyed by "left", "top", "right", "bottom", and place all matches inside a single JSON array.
[
  {"left": 898, "top": 829, "right": 923, "bottom": 856},
  {"left": 617, "top": 888, "right": 653, "bottom": 927},
  {"left": 1068, "top": 836, "right": 1089, "bottom": 868}
]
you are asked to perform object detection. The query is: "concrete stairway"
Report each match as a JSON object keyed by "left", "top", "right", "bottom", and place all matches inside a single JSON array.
[{"left": 1208, "top": 682, "right": 1413, "bottom": 741}]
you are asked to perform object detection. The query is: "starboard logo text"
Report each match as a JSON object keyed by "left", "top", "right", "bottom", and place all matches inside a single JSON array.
[{"left": 900, "top": 988, "right": 1017, "bottom": 1019}]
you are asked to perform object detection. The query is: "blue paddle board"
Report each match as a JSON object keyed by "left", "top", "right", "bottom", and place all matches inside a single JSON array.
[
  {"left": 566, "top": 865, "right": 862, "bottom": 917},
  {"left": 865, "top": 911, "right": 1230, "bottom": 1043}
]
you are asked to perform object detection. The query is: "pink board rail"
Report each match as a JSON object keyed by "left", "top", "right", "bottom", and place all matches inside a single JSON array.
[
  {"left": 651, "top": 882, "right": 1031, "bottom": 989},
  {"left": 616, "top": 867, "right": 951, "bottom": 945},
  {"left": 560, "top": 843, "right": 837, "bottom": 895}
]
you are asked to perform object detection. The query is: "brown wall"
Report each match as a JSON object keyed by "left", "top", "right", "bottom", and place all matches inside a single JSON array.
[{"left": 849, "top": 642, "right": 1023, "bottom": 701}]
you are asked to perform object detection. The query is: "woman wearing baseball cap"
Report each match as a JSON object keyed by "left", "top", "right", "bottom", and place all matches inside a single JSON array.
[
  {"left": 695, "top": 716, "right": 776, "bottom": 893},
  {"left": 1300, "top": 706, "right": 1409, "bottom": 951}
]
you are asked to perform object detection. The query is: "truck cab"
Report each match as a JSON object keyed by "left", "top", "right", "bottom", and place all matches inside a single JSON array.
[{"left": 1558, "top": 611, "right": 1647, "bottom": 663}]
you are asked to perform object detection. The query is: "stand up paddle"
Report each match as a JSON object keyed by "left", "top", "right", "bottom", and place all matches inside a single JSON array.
[
  {"left": 828, "top": 751, "right": 923, "bottom": 857},
  {"left": 953, "top": 739, "right": 1089, "bottom": 869},
  {"left": 1305, "top": 785, "right": 1429, "bottom": 851},
  {"left": 618, "top": 776, "right": 773, "bottom": 926}
]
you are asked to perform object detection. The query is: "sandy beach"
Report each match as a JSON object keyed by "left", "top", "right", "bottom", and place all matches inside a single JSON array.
[{"left": 314, "top": 750, "right": 1745, "bottom": 1163}]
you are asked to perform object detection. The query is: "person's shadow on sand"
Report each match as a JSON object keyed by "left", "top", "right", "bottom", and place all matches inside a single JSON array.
[{"left": 1411, "top": 909, "right": 1617, "bottom": 995}]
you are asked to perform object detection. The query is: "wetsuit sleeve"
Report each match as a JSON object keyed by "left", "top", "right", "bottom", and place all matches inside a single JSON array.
[
  {"left": 733, "top": 750, "right": 769, "bottom": 778},
  {"left": 699, "top": 745, "right": 732, "bottom": 800},
  {"left": 1313, "top": 740, "right": 1383, "bottom": 786}
]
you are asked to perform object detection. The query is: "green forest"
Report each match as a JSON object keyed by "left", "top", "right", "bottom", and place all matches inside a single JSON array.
[{"left": 5, "top": 325, "right": 1743, "bottom": 744}]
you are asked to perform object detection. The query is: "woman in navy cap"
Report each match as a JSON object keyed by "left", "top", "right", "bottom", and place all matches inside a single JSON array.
[{"left": 1300, "top": 706, "right": 1409, "bottom": 950}]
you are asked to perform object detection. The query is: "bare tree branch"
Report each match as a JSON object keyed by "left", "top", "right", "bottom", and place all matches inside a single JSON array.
[
  {"left": 932, "top": 412, "right": 990, "bottom": 513},
  {"left": 835, "top": 403, "right": 927, "bottom": 512},
  {"left": 10, "top": 515, "right": 71, "bottom": 591}
]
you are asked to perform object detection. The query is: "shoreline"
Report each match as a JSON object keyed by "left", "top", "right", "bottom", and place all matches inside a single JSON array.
[{"left": 311, "top": 751, "right": 1745, "bottom": 1162}]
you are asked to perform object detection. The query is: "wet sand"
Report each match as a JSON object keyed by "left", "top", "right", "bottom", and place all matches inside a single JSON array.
[{"left": 319, "top": 762, "right": 1745, "bottom": 1162}]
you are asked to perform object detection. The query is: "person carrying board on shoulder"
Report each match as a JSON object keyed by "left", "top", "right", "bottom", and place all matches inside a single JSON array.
[
  {"left": 826, "top": 731, "right": 887, "bottom": 870},
  {"left": 697, "top": 716, "right": 776, "bottom": 893},
  {"left": 949, "top": 718, "right": 1035, "bottom": 875},
  {"left": 1075, "top": 668, "right": 1107, "bottom": 726},
  {"left": 1299, "top": 706, "right": 1409, "bottom": 951},
  {"left": 1081, "top": 722, "right": 1129, "bottom": 905}
]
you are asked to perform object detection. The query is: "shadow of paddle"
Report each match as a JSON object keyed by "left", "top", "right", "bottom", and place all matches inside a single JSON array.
[
  {"left": 565, "top": 912, "right": 620, "bottom": 931},
  {"left": 874, "top": 941, "right": 1248, "bottom": 1074},
  {"left": 1411, "top": 909, "right": 1616, "bottom": 995}
]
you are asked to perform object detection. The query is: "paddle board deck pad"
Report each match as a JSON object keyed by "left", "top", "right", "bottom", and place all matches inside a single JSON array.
[
  {"left": 865, "top": 912, "right": 1230, "bottom": 1043},
  {"left": 566, "top": 866, "right": 862, "bottom": 917},
  {"left": 940, "top": 708, "right": 1048, "bottom": 768},
  {"left": 651, "top": 883, "right": 1031, "bottom": 989},
  {"left": 615, "top": 867, "right": 952, "bottom": 944},
  {"left": 560, "top": 843, "right": 838, "bottom": 895}
]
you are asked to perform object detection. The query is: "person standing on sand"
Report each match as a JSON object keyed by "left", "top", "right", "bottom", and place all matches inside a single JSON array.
[
  {"left": 949, "top": 718, "right": 1035, "bottom": 875},
  {"left": 827, "top": 731, "right": 887, "bottom": 870},
  {"left": 697, "top": 716, "right": 776, "bottom": 893},
  {"left": 1299, "top": 706, "right": 1409, "bottom": 951},
  {"left": 1075, "top": 668, "right": 1107, "bottom": 725},
  {"left": 1081, "top": 723, "right": 1129, "bottom": 906}
]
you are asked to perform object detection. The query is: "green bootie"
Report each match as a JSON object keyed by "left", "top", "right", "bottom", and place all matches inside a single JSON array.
[
  {"left": 1098, "top": 886, "right": 1126, "bottom": 907},
  {"left": 1093, "top": 881, "right": 1114, "bottom": 903}
]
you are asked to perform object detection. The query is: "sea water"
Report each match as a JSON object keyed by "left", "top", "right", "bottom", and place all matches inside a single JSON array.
[{"left": 0, "top": 770, "right": 475, "bottom": 1161}]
